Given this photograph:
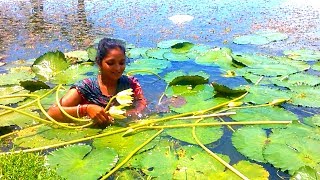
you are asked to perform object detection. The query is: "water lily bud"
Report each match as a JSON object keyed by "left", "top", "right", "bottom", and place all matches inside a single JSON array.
[
  {"left": 109, "top": 105, "right": 127, "bottom": 119},
  {"left": 116, "top": 88, "right": 134, "bottom": 106},
  {"left": 269, "top": 99, "right": 289, "bottom": 106},
  {"left": 228, "top": 101, "right": 243, "bottom": 107}
]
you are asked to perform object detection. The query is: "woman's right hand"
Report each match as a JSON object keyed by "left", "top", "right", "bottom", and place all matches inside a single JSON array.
[{"left": 86, "top": 104, "right": 114, "bottom": 126}]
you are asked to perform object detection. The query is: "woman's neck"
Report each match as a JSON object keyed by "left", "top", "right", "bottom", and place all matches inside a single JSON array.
[{"left": 98, "top": 74, "right": 118, "bottom": 96}]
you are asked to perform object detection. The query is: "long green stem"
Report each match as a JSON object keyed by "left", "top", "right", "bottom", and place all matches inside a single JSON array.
[
  {"left": 100, "top": 129, "right": 164, "bottom": 179},
  {"left": 55, "top": 84, "right": 91, "bottom": 122},
  {"left": 104, "top": 96, "right": 116, "bottom": 111},
  {"left": 0, "top": 86, "right": 58, "bottom": 117},
  {"left": 192, "top": 119, "right": 249, "bottom": 180}
]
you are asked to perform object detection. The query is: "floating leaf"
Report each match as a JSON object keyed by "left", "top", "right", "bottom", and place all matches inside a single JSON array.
[
  {"left": 19, "top": 80, "right": 50, "bottom": 92},
  {"left": 0, "top": 67, "right": 35, "bottom": 86},
  {"left": 127, "top": 140, "right": 177, "bottom": 179},
  {"left": 52, "top": 64, "right": 96, "bottom": 85},
  {"left": 157, "top": 39, "right": 189, "bottom": 49},
  {"left": 64, "top": 50, "right": 89, "bottom": 61},
  {"left": 163, "top": 52, "right": 190, "bottom": 61},
  {"left": 146, "top": 48, "right": 170, "bottom": 59},
  {"left": 185, "top": 44, "right": 211, "bottom": 59},
  {"left": 230, "top": 106, "right": 298, "bottom": 124},
  {"left": 304, "top": 115, "right": 320, "bottom": 128},
  {"left": 165, "top": 118, "right": 223, "bottom": 145},
  {"left": 195, "top": 48, "right": 233, "bottom": 68},
  {"left": 164, "top": 70, "right": 209, "bottom": 86},
  {"left": 271, "top": 73, "right": 320, "bottom": 87},
  {"left": 125, "top": 58, "right": 171, "bottom": 75},
  {"left": 312, "top": 61, "right": 320, "bottom": 71},
  {"left": 211, "top": 76, "right": 248, "bottom": 94},
  {"left": 232, "top": 54, "right": 278, "bottom": 67},
  {"left": 245, "top": 63, "right": 299, "bottom": 76},
  {"left": 0, "top": 86, "right": 29, "bottom": 105},
  {"left": 290, "top": 86, "right": 320, "bottom": 107},
  {"left": 171, "top": 42, "right": 194, "bottom": 54},
  {"left": 47, "top": 144, "right": 118, "bottom": 180},
  {"left": 292, "top": 166, "right": 320, "bottom": 180},
  {"left": 39, "top": 126, "right": 101, "bottom": 141},
  {"left": 242, "top": 85, "right": 292, "bottom": 105},
  {"left": 284, "top": 49, "right": 320, "bottom": 61},
  {"left": 0, "top": 107, "right": 39, "bottom": 128},
  {"left": 31, "top": 51, "right": 70, "bottom": 81},
  {"left": 127, "top": 47, "right": 150, "bottom": 59},
  {"left": 232, "top": 126, "right": 268, "bottom": 162},
  {"left": 86, "top": 45, "right": 97, "bottom": 61},
  {"left": 255, "top": 30, "right": 288, "bottom": 42},
  {"left": 173, "top": 146, "right": 230, "bottom": 179},
  {"left": 233, "top": 34, "right": 269, "bottom": 45}
]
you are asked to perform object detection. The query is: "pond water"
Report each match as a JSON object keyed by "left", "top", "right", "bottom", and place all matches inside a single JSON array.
[{"left": 0, "top": 0, "right": 320, "bottom": 179}]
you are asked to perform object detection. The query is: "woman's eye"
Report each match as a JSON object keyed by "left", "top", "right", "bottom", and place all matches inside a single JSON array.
[{"left": 107, "top": 62, "right": 114, "bottom": 65}]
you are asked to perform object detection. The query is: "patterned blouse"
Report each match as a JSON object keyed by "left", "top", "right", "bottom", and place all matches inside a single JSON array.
[{"left": 70, "top": 75, "right": 147, "bottom": 111}]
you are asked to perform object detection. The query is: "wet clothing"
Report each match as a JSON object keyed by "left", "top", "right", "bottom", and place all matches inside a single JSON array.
[{"left": 70, "top": 75, "right": 147, "bottom": 111}]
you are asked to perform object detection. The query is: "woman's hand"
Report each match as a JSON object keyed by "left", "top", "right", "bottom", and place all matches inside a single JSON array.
[{"left": 86, "top": 104, "right": 114, "bottom": 126}]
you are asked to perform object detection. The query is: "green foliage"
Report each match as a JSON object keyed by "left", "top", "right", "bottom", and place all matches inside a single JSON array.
[
  {"left": 145, "top": 48, "right": 170, "bottom": 59},
  {"left": 233, "top": 31, "right": 288, "bottom": 45},
  {"left": 64, "top": 50, "right": 89, "bottom": 62},
  {"left": 195, "top": 47, "right": 233, "bottom": 68},
  {"left": 127, "top": 47, "right": 150, "bottom": 58},
  {"left": 0, "top": 67, "right": 35, "bottom": 86},
  {"left": 283, "top": 49, "right": 320, "bottom": 61},
  {"left": 164, "top": 70, "right": 209, "bottom": 86},
  {"left": 125, "top": 58, "right": 171, "bottom": 75},
  {"left": 164, "top": 118, "right": 223, "bottom": 145},
  {"left": 0, "top": 152, "right": 62, "bottom": 179},
  {"left": 0, "top": 86, "right": 29, "bottom": 105},
  {"left": 0, "top": 107, "right": 40, "bottom": 128},
  {"left": 290, "top": 86, "right": 320, "bottom": 107},
  {"left": 47, "top": 144, "right": 118, "bottom": 180},
  {"left": 157, "top": 39, "right": 189, "bottom": 49},
  {"left": 304, "top": 115, "right": 320, "bottom": 127}
]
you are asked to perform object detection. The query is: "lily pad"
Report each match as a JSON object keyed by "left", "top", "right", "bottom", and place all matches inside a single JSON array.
[
  {"left": 271, "top": 73, "right": 320, "bottom": 87},
  {"left": 230, "top": 106, "right": 298, "bottom": 123},
  {"left": 304, "top": 115, "right": 320, "bottom": 128},
  {"left": 164, "top": 70, "right": 209, "bottom": 86},
  {"left": 284, "top": 49, "right": 320, "bottom": 61},
  {"left": 86, "top": 45, "right": 97, "bottom": 61},
  {"left": 233, "top": 34, "right": 270, "bottom": 45},
  {"left": 64, "top": 50, "right": 89, "bottom": 62},
  {"left": 125, "top": 58, "right": 171, "bottom": 75},
  {"left": 290, "top": 86, "right": 320, "bottom": 107},
  {"left": 0, "top": 107, "right": 40, "bottom": 128},
  {"left": 31, "top": 51, "right": 70, "bottom": 81},
  {"left": 19, "top": 80, "right": 50, "bottom": 92},
  {"left": 312, "top": 61, "right": 320, "bottom": 71},
  {"left": 292, "top": 166, "right": 320, "bottom": 180},
  {"left": 165, "top": 118, "right": 223, "bottom": 145},
  {"left": 242, "top": 85, "right": 292, "bottom": 105},
  {"left": 163, "top": 52, "right": 190, "bottom": 61},
  {"left": 232, "top": 54, "right": 278, "bottom": 67},
  {"left": 255, "top": 31, "right": 288, "bottom": 42},
  {"left": 47, "top": 144, "right": 118, "bottom": 180},
  {"left": 245, "top": 63, "right": 299, "bottom": 77},
  {"left": 195, "top": 48, "right": 233, "bottom": 68},
  {"left": 127, "top": 47, "right": 150, "bottom": 59},
  {"left": 171, "top": 42, "right": 194, "bottom": 54},
  {"left": 127, "top": 140, "right": 177, "bottom": 179},
  {"left": 0, "top": 67, "right": 35, "bottom": 86},
  {"left": 39, "top": 126, "right": 101, "bottom": 141},
  {"left": 232, "top": 126, "right": 268, "bottom": 162},
  {"left": 51, "top": 64, "right": 96, "bottom": 85},
  {"left": 0, "top": 86, "right": 29, "bottom": 105},
  {"left": 157, "top": 39, "right": 189, "bottom": 49},
  {"left": 173, "top": 146, "right": 230, "bottom": 179},
  {"left": 146, "top": 48, "right": 171, "bottom": 59}
]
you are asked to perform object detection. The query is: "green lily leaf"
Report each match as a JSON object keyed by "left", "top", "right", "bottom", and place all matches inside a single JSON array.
[
  {"left": 0, "top": 106, "right": 40, "bottom": 128},
  {"left": 290, "top": 86, "right": 320, "bottom": 107},
  {"left": 233, "top": 34, "right": 270, "bottom": 45},
  {"left": 52, "top": 64, "right": 96, "bottom": 85},
  {"left": 242, "top": 85, "right": 292, "bottom": 104},
  {"left": 232, "top": 126, "right": 268, "bottom": 162},
  {"left": 146, "top": 48, "right": 171, "bottom": 59},
  {"left": 232, "top": 53, "right": 278, "bottom": 67},
  {"left": 171, "top": 42, "right": 194, "bottom": 54},
  {"left": 47, "top": 144, "right": 118, "bottom": 180},
  {"left": 173, "top": 146, "right": 230, "bottom": 179},
  {"left": 255, "top": 30, "right": 288, "bottom": 42},
  {"left": 195, "top": 48, "right": 233, "bottom": 68},
  {"left": 212, "top": 160, "right": 269, "bottom": 180},
  {"left": 304, "top": 115, "right": 320, "bottom": 128},
  {"left": 125, "top": 58, "right": 171, "bottom": 75},
  {"left": 274, "top": 56, "right": 310, "bottom": 71},
  {"left": 127, "top": 140, "right": 177, "bottom": 179},
  {"left": 284, "top": 49, "right": 320, "bottom": 61},
  {"left": 113, "top": 169, "right": 144, "bottom": 179},
  {"left": 64, "top": 50, "right": 89, "bottom": 62},
  {"left": 86, "top": 45, "right": 97, "bottom": 61},
  {"left": 0, "top": 67, "right": 35, "bottom": 86},
  {"left": 271, "top": 73, "right": 320, "bottom": 87},
  {"left": 312, "top": 61, "right": 320, "bottom": 71},
  {"left": 14, "top": 125, "right": 64, "bottom": 148},
  {"left": 264, "top": 138, "right": 320, "bottom": 174},
  {"left": 31, "top": 51, "right": 70, "bottom": 81},
  {"left": 127, "top": 47, "right": 150, "bottom": 58},
  {"left": 185, "top": 44, "right": 212, "bottom": 59},
  {"left": 245, "top": 63, "right": 299, "bottom": 77},
  {"left": 164, "top": 118, "right": 223, "bottom": 145},
  {"left": 19, "top": 80, "right": 50, "bottom": 92},
  {"left": 0, "top": 86, "right": 29, "bottom": 105},
  {"left": 164, "top": 70, "right": 209, "bottom": 86},
  {"left": 92, "top": 126, "right": 159, "bottom": 160},
  {"left": 39, "top": 126, "right": 101, "bottom": 141},
  {"left": 157, "top": 39, "right": 189, "bottom": 49},
  {"left": 292, "top": 166, "right": 320, "bottom": 180},
  {"left": 163, "top": 52, "right": 190, "bottom": 61},
  {"left": 230, "top": 106, "right": 298, "bottom": 125}
]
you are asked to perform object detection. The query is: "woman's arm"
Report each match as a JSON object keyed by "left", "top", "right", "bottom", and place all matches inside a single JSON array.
[
  {"left": 126, "top": 77, "right": 147, "bottom": 117},
  {"left": 47, "top": 88, "right": 114, "bottom": 125}
]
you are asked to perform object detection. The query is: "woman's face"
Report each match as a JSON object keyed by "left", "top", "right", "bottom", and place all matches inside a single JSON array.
[{"left": 100, "top": 47, "right": 126, "bottom": 81}]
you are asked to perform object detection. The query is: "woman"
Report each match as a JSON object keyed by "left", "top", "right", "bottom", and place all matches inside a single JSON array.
[{"left": 47, "top": 38, "right": 147, "bottom": 127}]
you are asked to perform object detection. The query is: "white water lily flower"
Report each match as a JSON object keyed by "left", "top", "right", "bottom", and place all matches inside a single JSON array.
[
  {"left": 109, "top": 105, "right": 127, "bottom": 119},
  {"left": 116, "top": 88, "right": 134, "bottom": 106}
]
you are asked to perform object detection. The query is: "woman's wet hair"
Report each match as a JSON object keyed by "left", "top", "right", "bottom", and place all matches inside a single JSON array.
[{"left": 96, "top": 37, "right": 126, "bottom": 65}]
